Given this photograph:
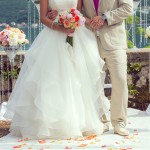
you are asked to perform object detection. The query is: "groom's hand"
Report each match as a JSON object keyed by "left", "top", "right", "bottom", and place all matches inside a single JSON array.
[
  {"left": 47, "top": 9, "right": 58, "bottom": 21},
  {"left": 85, "top": 17, "right": 92, "bottom": 27},
  {"left": 89, "top": 16, "right": 105, "bottom": 31}
]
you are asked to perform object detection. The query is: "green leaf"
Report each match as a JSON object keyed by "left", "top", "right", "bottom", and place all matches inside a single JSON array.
[
  {"left": 128, "top": 40, "right": 133, "bottom": 48},
  {"left": 136, "top": 27, "right": 145, "bottom": 35}
]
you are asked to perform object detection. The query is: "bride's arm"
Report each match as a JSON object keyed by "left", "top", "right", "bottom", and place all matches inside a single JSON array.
[
  {"left": 77, "top": 0, "right": 91, "bottom": 26},
  {"left": 40, "top": 0, "right": 54, "bottom": 28},
  {"left": 77, "top": 0, "right": 82, "bottom": 12},
  {"left": 40, "top": 0, "right": 74, "bottom": 34}
]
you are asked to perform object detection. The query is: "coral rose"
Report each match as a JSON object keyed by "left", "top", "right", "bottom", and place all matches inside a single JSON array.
[{"left": 64, "top": 20, "right": 70, "bottom": 28}]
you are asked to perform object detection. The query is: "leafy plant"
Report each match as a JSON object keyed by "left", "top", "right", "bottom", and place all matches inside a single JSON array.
[
  {"left": 136, "top": 27, "right": 145, "bottom": 35},
  {"left": 127, "top": 63, "right": 142, "bottom": 97},
  {"left": 1, "top": 69, "right": 19, "bottom": 80},
  {"left": 0, "top": 62, "right": 20, "bottom": 80},
  {"left": 126, "top": 16, "right": 140, "bottom": 24},
  {"left": 128, "top": 40, "right": 133, "bottom": 48},
  {"left": 144, "top": 45, "right": 150, "bottom": 48},
  {"left": 128, "top": 84, "right": 140, "bottom": 97},
  {"left": 127, "top": 63, "right": 142, "bottom": 74}
]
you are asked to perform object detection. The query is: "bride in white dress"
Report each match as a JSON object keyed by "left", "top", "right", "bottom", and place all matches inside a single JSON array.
[{"left": 4, "top": 0, "right": 109, "bottom": 139}]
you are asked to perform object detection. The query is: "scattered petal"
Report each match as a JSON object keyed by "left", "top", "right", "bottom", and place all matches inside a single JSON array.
[
  {"left": 101, "top": 145, "right": 107, "bottom": 148},
  {"left": 89, "top": 142, "right": 95, "bottom": 144},
  {"left": 78, "top": 144, "right": 88, "bottom": 147},
  {"left": 65, "top": 146, "right": 72, "bottom": 149},
  {"left": 38, "top": 139, "right": 46, "bottom": 144},
  {"left": 17, "top": 139, "right": 23, "bottom": 142},
  {"left": 50, "top": 140, "right": 56, "bottom": 143},
  {"left": 66, "top": 138, "right": 72, "bottom": 140},
  {"left": 13, "top": 145, "right": 22, "bottom": 149},
  {"left": 107, "top": 148, "right": 113, "bottom": 150},
  {"left": 75, "top": 137, "right": 85, "bottom": 141},
  {"left": 85, "top": 134, "right": 97, "bottom": 140},
  {"left": 124, "top": 136, "right": 130, "bottom": 139},
  {"left": 115, "top": 142, "right": 120, "bottom": 144},
  {"left": 24, "top": 138, "right": 30, "bottom": 141},
  {"left": 120, "top": 148, "right": 128, "bottom": 150},
  {"left": 134, "top": 129, "right": 138, "bottom": 132}
]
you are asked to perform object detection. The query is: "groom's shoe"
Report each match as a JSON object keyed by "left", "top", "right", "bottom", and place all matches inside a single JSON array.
[
  {"left": 114, "top": 123, "right": 129, "bottom": 136},
  {"left": 103, "top": 122, "right": 110, "bottom": 133}
]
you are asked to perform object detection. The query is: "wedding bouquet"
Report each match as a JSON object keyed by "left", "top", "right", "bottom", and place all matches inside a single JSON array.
[
  {"left": 145, "top": 26, "right": 150, "bottom": 39},
  {"left": 58, "top": 8, "right": 85, "bottom": 46},
  {"left": 0, "top": 26, "right": 29, "bottom": 47}
]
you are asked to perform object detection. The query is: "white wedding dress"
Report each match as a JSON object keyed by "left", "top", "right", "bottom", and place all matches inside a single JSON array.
[{"left": 4, "top": 0, "right": 109, "bottom": 139}]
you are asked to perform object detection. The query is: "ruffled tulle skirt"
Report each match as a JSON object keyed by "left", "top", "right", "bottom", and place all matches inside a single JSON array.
[{"left": 4, "top": 26, "right": 109, "bottom": 139}]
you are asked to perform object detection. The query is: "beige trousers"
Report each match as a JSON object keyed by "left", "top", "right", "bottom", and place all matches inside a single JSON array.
[{"left": 96, "top": 37, "right": 128, "bottom": 127}]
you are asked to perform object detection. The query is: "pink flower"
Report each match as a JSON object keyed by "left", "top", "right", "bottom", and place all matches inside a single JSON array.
[
  {"left": 66, "top": 14, "right": 72, "bottom": 19},
  {"left": 78, "top": 18, "right": 86, "bottom": 26},
  {"left": 74, "top": 10, "right": 80, "bottom": 15},
  {"left": 2, "top": 41, "right": 7, "bottom": 46}
]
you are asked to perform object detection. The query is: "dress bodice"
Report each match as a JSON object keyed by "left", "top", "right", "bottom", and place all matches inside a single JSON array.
[{"left": 49, "top": 0, "right": 78, "bottom": 12}]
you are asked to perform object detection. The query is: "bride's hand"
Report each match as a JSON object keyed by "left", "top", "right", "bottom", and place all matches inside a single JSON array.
[
  {"left": 53, "top": 24, "right": 75, "bottom": 34},
  {"left": 47, "top": 9, "right": 58, "bottom": 21}
]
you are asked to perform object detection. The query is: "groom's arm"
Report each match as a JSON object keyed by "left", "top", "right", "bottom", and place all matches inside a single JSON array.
[
  {"left": 104, "top": 0, "right": 133, "bottom": 26},
  {"left": 77, "top": 0, "right": 92, "bottom": 26}
]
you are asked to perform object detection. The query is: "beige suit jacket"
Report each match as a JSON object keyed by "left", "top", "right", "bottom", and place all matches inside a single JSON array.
[{"left": 82, "top": 0, "right": 133, "bottom": 50}]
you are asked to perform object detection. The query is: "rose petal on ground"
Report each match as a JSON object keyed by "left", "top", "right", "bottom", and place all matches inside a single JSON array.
[
  {"left": 13, "top": 145, "right": 22, "bottom": 149},
  {"left": 75, "top": 137, "right": 85, "bottom": 141},
  {"left": 101, "top": 145, "right": 107, "bottom": 148},
  {"left": 24, "top": 138, "right": 30, "bottom": 141},
  {"left": 85, "top": 134, "right": 97, "bottom": 140},
  {"left": 50, "top": 140, "right": 56, "bottom": 143},
  {"left": 17, "top": 139, "right": 23, "bottom": 142},
  {"left": 38, "top": 139, "right": 46, "bottom": 144},
  {"left": 78, "top": 144, "right": 88, "bottom": 147},
  {"left": 89, "top": 142, "right": 96, "bottom": 144},
  {"left": 65, "top": 146, "right": 72, "bottom": 149}
]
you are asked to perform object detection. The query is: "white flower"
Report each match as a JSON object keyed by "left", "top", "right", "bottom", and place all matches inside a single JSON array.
[
  {"left": 8, "top": 33, "right": 18, "bottom": 46},
  {"left": 145, "top": 26, "right": 150, "bottom": 38}
]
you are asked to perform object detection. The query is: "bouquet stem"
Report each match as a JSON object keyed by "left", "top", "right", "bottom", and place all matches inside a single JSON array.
[{"left": 66, "top": 36, "right": 73, "bottom": 47}]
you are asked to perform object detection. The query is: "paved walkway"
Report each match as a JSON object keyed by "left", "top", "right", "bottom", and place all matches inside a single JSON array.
[{"left": 0, "top": 108, "right": 150, "bottom": 150}]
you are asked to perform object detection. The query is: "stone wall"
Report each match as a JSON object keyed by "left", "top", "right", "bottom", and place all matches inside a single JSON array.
[
  {"left": 0, "top": 49, "right": 150, "bottom": 110},
  {"left": 105, "top": 49, "right": 150, "bottom": 110}
]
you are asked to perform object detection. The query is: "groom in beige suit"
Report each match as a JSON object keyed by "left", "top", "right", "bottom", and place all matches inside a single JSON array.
[
  {"left": 48, "top": 0, "right": 133, "bottom": 136},
  {"left": 82, "top": 0, "right": 133, "bottom": 136}
]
